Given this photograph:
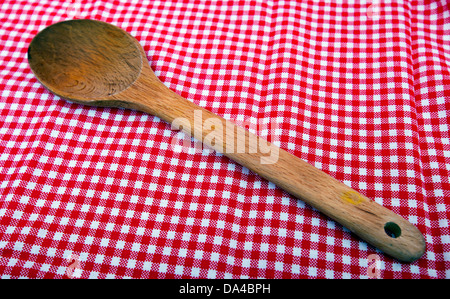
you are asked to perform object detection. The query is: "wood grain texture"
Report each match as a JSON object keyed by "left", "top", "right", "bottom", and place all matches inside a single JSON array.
[
  {"left": 28, "top": 19, "right": 142, "bottom": 100},
  {"left": 28, "top": 19, "right": 426, "bottom": 262}
]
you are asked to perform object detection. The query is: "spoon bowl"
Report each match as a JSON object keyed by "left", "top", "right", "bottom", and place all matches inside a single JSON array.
[
  {"left": 27, "top": 19, "right": 426, "bottom": 262},
  {"left": 28, "top": 19, "right": 143, "bottom": 103}
]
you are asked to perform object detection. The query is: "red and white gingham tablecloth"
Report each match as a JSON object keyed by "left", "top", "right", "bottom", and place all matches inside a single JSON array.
[{"left": 0, "top": 0, "right": 449, "bottom": 279}]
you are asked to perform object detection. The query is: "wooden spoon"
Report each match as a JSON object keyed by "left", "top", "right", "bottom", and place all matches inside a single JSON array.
[{"left": 27, "top": 19, "right": 426, "bottom": 262}]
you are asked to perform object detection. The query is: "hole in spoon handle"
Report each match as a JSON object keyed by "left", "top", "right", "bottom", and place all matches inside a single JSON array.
[
  {"left": 384, "top": 222, "right": 402, "bottom": 239},
  {"left": 329, "top": 189, "right": 426, "bottom": 262}
]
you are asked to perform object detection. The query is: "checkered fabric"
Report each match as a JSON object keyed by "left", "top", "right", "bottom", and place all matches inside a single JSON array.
[{"left": 0, "top": 0, "right": 449, "bottom": 279}]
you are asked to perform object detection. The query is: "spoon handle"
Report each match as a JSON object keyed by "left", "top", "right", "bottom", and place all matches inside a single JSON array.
[{"left": 121, "top": 70, "right": 425, "bottom": 262}]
